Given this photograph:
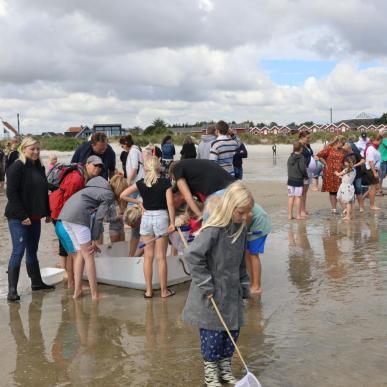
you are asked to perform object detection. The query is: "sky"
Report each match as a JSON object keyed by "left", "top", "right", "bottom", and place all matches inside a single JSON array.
[{"left": 1, "top": 0, "right": 387, "bottom": 134}]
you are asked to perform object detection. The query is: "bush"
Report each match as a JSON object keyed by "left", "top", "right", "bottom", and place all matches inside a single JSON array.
[{"left": 38, "top": 136, "right": 83, "bottom": 151}]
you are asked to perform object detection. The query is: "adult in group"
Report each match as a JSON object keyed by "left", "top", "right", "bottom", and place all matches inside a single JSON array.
[
  {"left": 49, "top": 156, "right": 103, "bottom": 288},
  {"left": 169, "top": 159, "right": 234, "bottom": 218},
  {"left": 119, "top": 141, "right": 129, "bottom": 178},
  {"left": 316, "top": 136, "right": 347, "bottom": 213},
  {"left": 209, "top": 121, "right": 239, "bottom": 176},
  {"left": 356, "top": 132, "right": 368, "bottom": 157},
  {"left": 5, "top": 138, "right": 20, "bottom": 170},
  {"left": 298, "top": 131, "right": 316, "bottom": 217},
  {"left": 345, "top": 137, "right": 366, "bottom": 212},
  {"left": 71, "top": 132, "right": 116, "bottom": 180},
  {"left": 180, "top": 136, "right": 197, "bottom": 159},
  {"left": 379, "top": 133, "right": 387, "bottom": 194},
  {"left": 0, "top": 145, "right": 5, "bottom": 189},
  {"left": 197, "top": 125, "right": 216, "bottom": 160},
  {"left": 161, "top": 135, "right": 175, "bottom": 163},
  {"left": 5, "top": 137, "right": 54, "bottom": 302},
  {"left": 233, "top": 141, "right": 248, "bottom": 180},
  {"left": 364, "top": 134, "right": 383, "bottom": 210}
]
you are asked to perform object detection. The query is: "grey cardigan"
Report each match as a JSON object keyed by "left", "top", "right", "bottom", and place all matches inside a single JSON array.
[
  {"left": 59, "top": 176, "right": 115, "bottom": 240},
  {"left": 182, "top": 224, "right": 250, "bottom": 331}
]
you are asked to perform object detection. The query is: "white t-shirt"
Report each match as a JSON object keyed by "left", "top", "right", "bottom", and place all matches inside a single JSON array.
[
  {"left": 365, "top": 145, "right": 381, "bottom": 170},
  {"left": 126, "top": 146, "right": 144, "bottom": 182}
]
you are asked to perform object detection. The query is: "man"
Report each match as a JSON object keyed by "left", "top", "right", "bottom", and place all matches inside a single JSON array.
[
  {"left": 169, "top": 159, "right": 234, "bottom": 218},
  {"left": 233, "top": 142, "right": 248, "bottom": 180},
  {"left": 71, "top": 132, "right": 116, "bottom": 180},
  {"left": 197, "top": 125, "right": 217, "bottom": 159},
  {"left": 355, "top": 132, "right": 368, "bottom": 157},
  {"left": 209, "top": 121, "right": 239, "bottom": 176}
]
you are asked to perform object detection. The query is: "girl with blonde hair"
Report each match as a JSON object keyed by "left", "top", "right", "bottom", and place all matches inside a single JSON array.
[
  {"left": 120, "top": 156, "right": 176, "bottom": 298},
  {"left": 5, "top": 137, "right": 54, "bottom": 301},
  {"left": 182, "top": 181, "right": 253, "bottom": 386},
  {"left": 335, "top": 156, "right": 356, "bottom": 220}
]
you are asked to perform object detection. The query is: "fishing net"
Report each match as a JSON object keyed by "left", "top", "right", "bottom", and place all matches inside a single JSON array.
[{"left": 235, "top": 371, "right": 262, "bottom": 387}]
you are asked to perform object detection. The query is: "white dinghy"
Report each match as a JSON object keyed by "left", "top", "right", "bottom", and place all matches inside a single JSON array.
[{"left": 86, "top": 241, "right": 191, "bottom": 290}]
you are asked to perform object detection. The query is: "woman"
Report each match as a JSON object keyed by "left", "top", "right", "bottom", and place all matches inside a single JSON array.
[
  {"left": 161, "top": 135, "right": 175, "bottom": 174},
  {"left": 5, "top": 137, "right": 54, "bottom": 302},
  {"left": 299, "top": 131, "right": 315, "bottom": 216},
  {"left": 180, "top": 136, "right": 197, "bottom": 160},
  {"left": 364, "top": 135, "right": 383, "bottom": 210},
  {"left": 316, "top": 136, "right": 347, "bottom": 213}
]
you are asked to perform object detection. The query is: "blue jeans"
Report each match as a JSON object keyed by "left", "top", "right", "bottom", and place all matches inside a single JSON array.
[
  {"left": 8, "top": 219, "right": 41, "bottom": 269},
  {"left": 234, "top": 167, "right": 243, "bottom": 180}
]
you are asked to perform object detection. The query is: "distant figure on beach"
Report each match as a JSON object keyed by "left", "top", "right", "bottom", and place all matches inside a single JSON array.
[
  {"left": 287, "top": 141, "right": 308, "bottom": 220},
  {"left": 233, "top": 141, "right": 248, "bottom": 180},
  {"left": 197, "top": 125, "right": 217, "bottom": 160},
  {"left": 209, "top": 121, "right": 239, "bottom": 176},
  {"left": 5, "top": 138, "right": 20, "bottom": 170},
  {"left": 161, "top": 135, "right": 176, "bottom": 173},
  {"left": 120, "top": 156, "right": 176, "bottom": 299},
  {"left": 71, "top": 132, "right": 116, "bottom": 180},
  {"left": 180, "top": 136, "right": 197, "bottom": 160},
  {"left": 5, "top": 137, "right": 55, "bottom": 302},
  {"left": 316, "top": 136, "right": 347, "bottom": 213},
  {"left": 182, "top": 182, "right": 253, "bottom": 386},
  {"left": 169, "top": 159, "right": 234, "bottom": 218},
  {"left": 356, "top": 132, "right": 368, "bottom": 157}
]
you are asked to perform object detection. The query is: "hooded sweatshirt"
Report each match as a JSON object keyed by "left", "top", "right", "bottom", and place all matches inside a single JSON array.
[
  {"left": 59, "top": 176, "right": 115, "bottom": 240},
  {"left": 197, "top": 134, "right": 217, "bottom": 160},
  {"left": 287, "top": 152, "right": 308, "bottom": 187}
]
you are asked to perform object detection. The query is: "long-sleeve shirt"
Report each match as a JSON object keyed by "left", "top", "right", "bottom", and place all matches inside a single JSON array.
[{"left": 209, "top": 135, "right": 239, "bottom": 176}]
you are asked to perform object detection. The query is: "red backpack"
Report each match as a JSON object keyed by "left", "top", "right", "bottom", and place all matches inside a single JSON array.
[{"left": 47, "top": 163, "right": 85, "bottom": 191}]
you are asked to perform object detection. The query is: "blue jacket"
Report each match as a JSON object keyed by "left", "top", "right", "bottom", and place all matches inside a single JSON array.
[
  {"left": 161, "top": 143, "right": 175, "bottom": 159},
  {"left": 71, "top": 141, "right": 116, "bottom": 180}
]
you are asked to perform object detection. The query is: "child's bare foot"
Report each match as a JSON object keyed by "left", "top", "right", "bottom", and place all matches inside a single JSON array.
[
  {"left": 296, "top": 215, "right": 306, "bottom": 220},
  {"left": 370, "top": 206, "right": 381, "bottom": 211},
  {"left": 342, "top": 216, "right": 350, "bottom": 221},
  {"left": 288, "top": 216, "right": 294, "bottom": 220},
  {"left": 250, "top": 287, "right": 262, "bottom": 295},
  {"left": 91, "top": 292, "right": 104, "bottom": 301},
  {"left": 67, "top": 281, "right": 75, "bottom": 289},
  {"left": 359, "top": 207, "right": 365, "bottom": 213},
  {"left": 73, "top": 290, "right": 83, "bottom": 299},
  {"left": 301, "top": 212, "right": 308, "bottom": 217}
]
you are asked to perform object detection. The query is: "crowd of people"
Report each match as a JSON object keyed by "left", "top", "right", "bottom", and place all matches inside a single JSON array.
[
  {"left": 287, "top": 131, "right": 387, "bottom": 221},
  {"left": 2, "top": 121, "right": 386, "bottom": 386}
]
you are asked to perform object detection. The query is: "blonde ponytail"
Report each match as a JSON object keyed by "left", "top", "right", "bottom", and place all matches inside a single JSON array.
[{"left": 143, "top": 156, "right": 160, "bottom": 187}]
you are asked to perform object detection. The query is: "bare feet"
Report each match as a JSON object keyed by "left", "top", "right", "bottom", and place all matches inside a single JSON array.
[
  {"left": 67, "top": 281, "right": 75, "bottom": 289},
  {"left": 301, "top": 212, "right": 308, "bottom": 217},
  {"left": 73, "top": 290, "right": 83, "bottom": 299},
  {"left": 91, "top": 293, "right": 104, "bottom": 301},
  {"left": 370, "top": 206, "right": 381, "bottom": 211},
  {"left": 288, "top": 216, "right": 294, "bottom": 220},
  {"left": 296, "top": 216, "right": 306, "bottom": 220},
  {"left": 342, "top": 216, "right": 351, "bottom": 221},
  {"left": 250, "top": 287, "right": 262, "bottom": 295},
  {"left": 359, "top": 208, "right": 365, "bottom": 213}
]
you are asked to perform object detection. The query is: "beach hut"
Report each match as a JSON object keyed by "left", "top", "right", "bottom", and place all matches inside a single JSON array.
[
  {"left": 262, "top": 126, "right": 269, "bottom": 136},
  {"left": 279, "top": 126, "right": 291, "bottom": 135},
  {"left": 358, "top": 125, "right": 367, "bottom": 132},
  {"left": 297, "top": 124, "right": 310, "bottom": 132},
  {"left": 326, "top": 124, "right": 337, "bottom": 133},
  {"left": 337, "top": 122, "right": 351, "bottom": 133},
  {"left": 249, "top": 127, "right": 260, "bottom": 136},
  {"left": 309, "top": 124, "right": 320, "bottom": 134},
  {"left": 270, "top": 125, "right": 279, "bottom": 135},
  {"left": 367, "top": 124, "right": 377, "bottom": 132}
]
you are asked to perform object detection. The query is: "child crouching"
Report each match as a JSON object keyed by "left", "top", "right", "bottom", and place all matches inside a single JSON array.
[{"left": 182, "top": 181, "right": 253, "bottom": 386}]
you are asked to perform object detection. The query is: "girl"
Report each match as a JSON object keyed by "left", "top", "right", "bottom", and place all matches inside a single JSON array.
[
  {"left": 56, "top": 175, "right": 127, "bottom": 300},
  {"left": 47, "top": 154, "right": 58, "bottom": 171},
  {"left": 335, "top": 158, "right": 356, "bottom": 221},
  {"left": 120, "top": 156, "right": 176, "bottom": 298},
  {"left": 180, "top": 136, "right": 197, "bottom": 160},
  {"left": 182, "top": 181, "right": 253, "bottom": 387},
  {"left": 299, "top": 131, "right": 315, "bottom": 216},
  {"left": 5, "top": 137, "right": 54, "bottom": 302}
]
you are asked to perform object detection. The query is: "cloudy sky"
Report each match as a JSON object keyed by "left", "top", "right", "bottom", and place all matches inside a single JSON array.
[{"left": 1, "top": 0, "right": 387, "bottom": 133}]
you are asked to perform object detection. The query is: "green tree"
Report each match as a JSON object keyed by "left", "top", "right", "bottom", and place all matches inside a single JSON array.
[
  {"left": 143, "top": 118, "right": 172, "bottom": 135},
  {"left": 375, "top": 113, "right": 387, "bottom": 125}
]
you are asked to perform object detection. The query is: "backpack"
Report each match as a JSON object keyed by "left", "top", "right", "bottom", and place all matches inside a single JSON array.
[{"left": 47, "top": 163, "right": 85, "bottom": 191}]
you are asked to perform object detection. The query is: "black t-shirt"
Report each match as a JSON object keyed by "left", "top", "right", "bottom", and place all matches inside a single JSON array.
[
  {"left": 172, "top": 159, "right": 234, "bottom": 198},
  {"left": 136, "top": 178, "right": 172, "bottom": 210}
]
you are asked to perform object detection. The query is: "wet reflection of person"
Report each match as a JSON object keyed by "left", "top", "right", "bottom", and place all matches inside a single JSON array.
[{"left": 9, "top": 293, "right": 60, "bottom": 387}]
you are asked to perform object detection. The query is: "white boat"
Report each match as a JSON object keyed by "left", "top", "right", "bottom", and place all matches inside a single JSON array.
[
  {"left": 41, "top": 267, "right": 65, "bottom": 285},
  {"left": 85, "top": 241, "right": 191, "bottom": 290}
]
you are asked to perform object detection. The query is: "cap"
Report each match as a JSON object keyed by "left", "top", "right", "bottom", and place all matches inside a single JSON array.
[
  {"left": 361, "top": 132, "right": 367, "bottom": 139},
  {"left": 86, "top": 155, "right": 103, "bottom": 166}
]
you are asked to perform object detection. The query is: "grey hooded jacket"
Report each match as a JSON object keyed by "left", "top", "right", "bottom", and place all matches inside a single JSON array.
[
  {"left": 287, "top": 152, "right": 308, "bottom": 186},
  {"left": 182, "top": 224, "right": 249, "bottom": 330},
  {"left": 59, "top": 176, "right": 115, "bottom": 240},
  {"left": 197, "top": 134, "right": 217, "bottom": 160}
]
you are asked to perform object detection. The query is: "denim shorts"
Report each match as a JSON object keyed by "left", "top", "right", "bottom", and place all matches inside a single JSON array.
[{"left": 140, "top": 210, "right": 169, "bottom": 236}]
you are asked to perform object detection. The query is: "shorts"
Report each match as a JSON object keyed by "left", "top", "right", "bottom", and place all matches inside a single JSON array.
[
  {"left": 52, "top": 220, "right": 68, "bottom": 257},
  {"left": 140, "top": 210, "right": 169, "bottom": 236},
  {"left": 109, "top": 217, "right": 124, "bottom": 234},
  {"left": 247, "top": 235, "right": 268, "bottom": 255},
  {"left": 287, "top": 186, "right": 303, "bottom": 197},
  {"left": 353, "top": 177, "right": 362, "bottom": 196},
  {"left": 364, "top": 168, "right": 379, "bottom": 185},
  {"left": 56, "top": 221, "right": 91, "bottom": 253}
]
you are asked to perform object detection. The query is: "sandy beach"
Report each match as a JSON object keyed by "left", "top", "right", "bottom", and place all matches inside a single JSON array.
[{"left": 0, "top": 145, "right": 386, "bottom": 386}]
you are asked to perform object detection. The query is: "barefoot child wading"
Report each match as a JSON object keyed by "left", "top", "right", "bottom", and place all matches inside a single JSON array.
[
  {"left": 182, "top": 181, "right": 253, "bottom": 387},
  {"left": 336, "top": 157, "right": 356, "bottom": 221},
  {"left": 287, "top": 142, "right": 308, "bottom": 220}
]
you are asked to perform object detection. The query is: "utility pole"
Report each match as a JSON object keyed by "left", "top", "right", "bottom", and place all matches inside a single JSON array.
[
  {"left": 17, "top": 113, "right": 20, "bottom": 135},
  {"left": 330, "top": 108, "right": 333, "bottom": 124}
]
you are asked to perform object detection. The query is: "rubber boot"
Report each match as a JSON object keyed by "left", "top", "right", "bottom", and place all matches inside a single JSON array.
[
  {"left": 26, "top": 262, "right": 55, "bottom": 291},
  {"left": 203, "top": 360, "right": 222, "bottom": 387},
  {"left": 7, "top": 266, "right": 21, "bottom": 302},
  {"left": 218, "top": 357, "right": 238, "bottom": 385}
]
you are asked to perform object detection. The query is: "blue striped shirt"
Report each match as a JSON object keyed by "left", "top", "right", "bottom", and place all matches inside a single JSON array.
[{"left": 209, "top": 135, "right": 239, "bottom": 175}]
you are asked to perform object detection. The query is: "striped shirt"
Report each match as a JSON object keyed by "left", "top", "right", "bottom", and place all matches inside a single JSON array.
[{"left": 209, "top": 135, "right": 239, "bottom": 175}]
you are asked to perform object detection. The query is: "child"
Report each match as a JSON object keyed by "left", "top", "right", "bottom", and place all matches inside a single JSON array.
[
  {"left": 336, "top": 157, "right": 356, "bottom": 221},
  {"left": 182, "top": 181, "right": 253, "bottom": 387},
  {"left": 120, "top": 156, "right": 176, "bottom": 298},
  {"left": 124, "top": 204, "right": 142, "bottom": 256},
  {"left": 48, "top": 154, "right": 58, "bottom": 171},
  {"left": 287, "top": 141, "right": 308, "bottom": 220},
  {"left": 245, "top": 203, "right": 272, "bottom": 295},
  {"left": 56, "top": 175, "right": 127, "bottom": 300}
]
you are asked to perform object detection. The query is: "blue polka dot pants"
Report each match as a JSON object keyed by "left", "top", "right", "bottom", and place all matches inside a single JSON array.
[{"left": 199, "top": 328, "right": 240, "bottom": 361}]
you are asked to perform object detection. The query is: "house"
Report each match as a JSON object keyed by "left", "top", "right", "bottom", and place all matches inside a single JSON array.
[
  {"left": 76, "top": 126, "right": 94, "bottom": 139},
  {"left": 171, "top": 126, "right": 203, "bottom": 135},
  {"left": 65, "top": 126, "right": 83, "bottom": 137},
  {"left": 337, "top": 122, "right": 351, "bottom": 133},
  {"left": 326, "top": 124, "right": 337, "bottom": 133},
  {"left": 249, "top": 127, "right": 260, "bottom": 136},
  {"left": 93, "top": 124, "right": 125, "bottom": 137},
  {"left": 41, "top": 131, "right": 58, "bottom": 137}
]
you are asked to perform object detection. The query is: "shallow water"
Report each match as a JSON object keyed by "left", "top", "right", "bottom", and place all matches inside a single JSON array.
[{"left": 1, "top": 181, "right": 387, "bottom": 386}]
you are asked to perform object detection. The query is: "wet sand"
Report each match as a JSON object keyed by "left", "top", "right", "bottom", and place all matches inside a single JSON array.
[{"left": 1, "top": 146, "right": 387, "bottom": 386}]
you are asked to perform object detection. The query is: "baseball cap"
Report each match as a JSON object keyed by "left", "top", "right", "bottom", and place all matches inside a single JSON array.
[
  {"left": 360, "top": 132, "right": 367, "bottom": 139},
  {"left": 86, "top": 155, "right": 103, "bottom": 166}
]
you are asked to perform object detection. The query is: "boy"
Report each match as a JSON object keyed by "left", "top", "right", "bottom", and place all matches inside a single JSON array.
[{"left": 287, "top": 141, "right": 308, "bottom": 220}]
